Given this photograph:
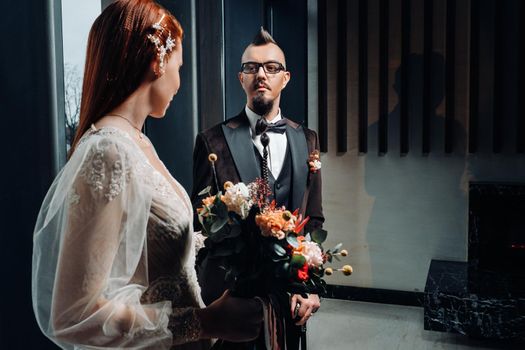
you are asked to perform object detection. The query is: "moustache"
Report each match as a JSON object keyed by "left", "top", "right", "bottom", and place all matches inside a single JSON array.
[{"left": 253, "top": 81, "right": 271, "bottom": 91}]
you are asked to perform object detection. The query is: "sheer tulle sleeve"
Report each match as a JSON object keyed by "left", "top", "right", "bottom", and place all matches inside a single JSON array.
[
  {"left": 194, "top": 231, "right": 206, "bottom": 254},
  {"left": 32, "top": 134, "right": 200, "bottom": 349}
]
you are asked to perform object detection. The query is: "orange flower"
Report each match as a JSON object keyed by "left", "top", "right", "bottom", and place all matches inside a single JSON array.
[
  {"left": 197, "top": 195, "right": 218, "bottom": 217},
  {"left": 256, "top": 206, "right": 297, "bottom": 240},
  {"left": 292, "top": 236, "right": 305, "bottom": 251},
  {"left": 201, "top": 196, "right": 215, "bottom": 207}
]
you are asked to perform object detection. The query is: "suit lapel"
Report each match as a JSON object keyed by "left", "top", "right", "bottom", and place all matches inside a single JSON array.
[
  {"left": 285, "top": 120, "right": 309, "bottom": 212},
  {"left": 221, "top": 112, "right": 260, "bottom": 183}
]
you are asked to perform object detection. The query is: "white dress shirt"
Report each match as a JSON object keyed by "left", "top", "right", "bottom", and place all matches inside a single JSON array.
[{"left": 245, "top": 106, "right": 288, "bottom": 179}]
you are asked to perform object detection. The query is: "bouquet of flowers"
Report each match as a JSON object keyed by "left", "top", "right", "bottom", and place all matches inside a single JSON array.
[{"left": 197, "top": 154, "right": 352, "bottom": 297}]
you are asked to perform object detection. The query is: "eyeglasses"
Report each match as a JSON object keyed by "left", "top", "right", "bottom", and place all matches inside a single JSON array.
[{"left": 240, "top": 61, "right": 286, "bottom": 74}]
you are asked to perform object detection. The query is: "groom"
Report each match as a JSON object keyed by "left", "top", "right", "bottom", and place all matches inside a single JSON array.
[{"left": 191, "top": 28, "right": 324, "bottom": 349}]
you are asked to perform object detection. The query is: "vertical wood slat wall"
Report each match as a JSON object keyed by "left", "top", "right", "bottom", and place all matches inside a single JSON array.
[
  {"left": 318, "top": 0, "right": 329, "bottom": 152},
  {"left": 337, "top": 0, "right": 348, "bottom": 152},
  {"left": 400, "top": 0, "right": 411, "bottom": 155},
  {"left": 318, "top": 0, "right": 525, "bottom": 156},
  {"left": 519, "top": 1, "right": 525, "bottom": 153},
  {"left": 493, "top": 1, "right": 503, "bottom": 153},
  {"left": 358, "top": 0, "right": 368, "bottom": 154},
  {"left": 469, "top": 0, "right": 480, "bottom": 153},
  {"left": 378, "top": 0, "right": 389, "bottom": 155}
]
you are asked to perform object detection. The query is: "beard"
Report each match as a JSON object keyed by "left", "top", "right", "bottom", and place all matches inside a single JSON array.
[{"left": 251, "top": 94, "right": 274, "bottom": 117}]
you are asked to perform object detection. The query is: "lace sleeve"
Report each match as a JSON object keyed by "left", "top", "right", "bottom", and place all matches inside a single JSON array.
[
  {"left": 194, "top": 231, "right": 206, "bottom": 254},
  {"left": 32, "top": 135, "right": 185, "bottom": 349}
]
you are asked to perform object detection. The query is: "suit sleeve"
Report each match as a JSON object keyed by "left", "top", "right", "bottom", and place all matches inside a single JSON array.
[{"left": 304, "top": 130, "right": 325, "bottom": 234}]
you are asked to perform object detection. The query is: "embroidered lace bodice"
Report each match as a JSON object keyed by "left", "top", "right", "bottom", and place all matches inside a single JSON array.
[{"left": 32, "top": 126, "right": 210, "bottom": 350}]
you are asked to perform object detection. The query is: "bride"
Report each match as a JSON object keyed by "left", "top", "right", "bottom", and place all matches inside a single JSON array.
[{"left": 31, "top": 1, "right": 262, "bottom": 349}]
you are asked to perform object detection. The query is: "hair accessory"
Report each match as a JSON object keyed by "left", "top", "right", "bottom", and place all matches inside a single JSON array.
[{"left": 147, "top": 14, "right": 176, "bottom": 75}]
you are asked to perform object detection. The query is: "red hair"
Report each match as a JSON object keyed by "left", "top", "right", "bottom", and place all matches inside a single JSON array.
[{"left": 69, "top": 0, "right": 183, "bottom": 156}]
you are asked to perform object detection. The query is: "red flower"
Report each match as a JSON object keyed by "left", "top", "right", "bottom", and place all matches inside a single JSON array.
[
  {"left": 297, "top": 263, "right": 310, "bottom": 282},
  {"left": 294, "top": 215, "right": 310, "bottom": 234}
]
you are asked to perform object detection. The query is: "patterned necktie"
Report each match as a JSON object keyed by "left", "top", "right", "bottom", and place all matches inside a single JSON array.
[{"left": 255, "top": 118, "right": 286, "bottom": 183}]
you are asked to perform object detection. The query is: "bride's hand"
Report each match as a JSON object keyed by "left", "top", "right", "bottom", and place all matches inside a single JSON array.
[{"left": 196, "top": 290, "right": 263, "bottom": 342}]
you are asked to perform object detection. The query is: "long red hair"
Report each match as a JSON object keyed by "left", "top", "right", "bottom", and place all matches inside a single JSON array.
[{"left": 69, "top": 0, "right": 183, "bottom": 156}]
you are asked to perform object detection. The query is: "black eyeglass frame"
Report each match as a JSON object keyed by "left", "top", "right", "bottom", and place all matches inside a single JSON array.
[{"left": 240, "top": 61, "right": 287, "bottom": 74}]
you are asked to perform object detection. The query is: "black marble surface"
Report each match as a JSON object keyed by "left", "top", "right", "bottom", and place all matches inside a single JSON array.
[
  {"left": 468, "top": 182, "right": 525, "bottom": 296},
  {"left": 424, "top": 259, "right": 525, "bottom": 340}
]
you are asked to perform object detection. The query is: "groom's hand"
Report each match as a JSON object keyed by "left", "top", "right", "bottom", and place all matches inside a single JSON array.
[{"left": 290, "top": 294, "right": 320, "bottom": 326}]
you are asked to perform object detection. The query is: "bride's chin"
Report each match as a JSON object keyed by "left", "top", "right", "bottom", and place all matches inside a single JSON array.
[{"left": 149, "top": 111, "right": 165, "bottom": 119}]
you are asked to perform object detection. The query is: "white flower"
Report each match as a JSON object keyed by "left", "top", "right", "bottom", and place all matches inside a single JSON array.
[
  {"left": 222, "top": 182, "right": 253, "bottom": 219},
  {"left": 310, "top": 159, "right": 321, "bottom": 171},
  {"left": 301, "top": 241, "right": 324, "bottom": 267}
]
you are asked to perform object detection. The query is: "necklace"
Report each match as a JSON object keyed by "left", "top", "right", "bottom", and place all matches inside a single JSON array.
[{"left": 108, "top": 113, "right": 144, "bottom": 139}]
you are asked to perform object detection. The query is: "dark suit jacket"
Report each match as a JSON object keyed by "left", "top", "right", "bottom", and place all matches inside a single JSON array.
[
  {"left": 191, "top": 110, "right": 324, "bottom": 349},
  {"left": 191, "top": 110, "right": 324, "bottom": 235}
]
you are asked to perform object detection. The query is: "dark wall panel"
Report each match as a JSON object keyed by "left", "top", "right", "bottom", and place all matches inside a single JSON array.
[
  {"left": 149, "top": 0, "right": 197, "bottom": 191},
  {"left": 358, "top": 0, "right": 369, "bottom": 154},
  {"left": 224, "top": 0, "right": 265, "bottom": 119},
  {"left": 519, "top": 0, "right": 525, "bottom": 153},
  {"left": 317, "top": 0, "right": 523, "bottom": 157},
  {"left": 1, "top": 0, "right": 63, "bottom": 348},
  {"left": 337, "top": 0, "right": 349, "bottom": 152},
  {"left": 270, "top": 0, "right": 308, "bottom": 124},
  {"left": 318, "top": 0, "right": 329, "bottom": 152},
  {"left": 197, "top": 0, "right": 225, "bottom": 129},
  {"left": 469, "top": 0, "right": 480, "bottom": 153}
]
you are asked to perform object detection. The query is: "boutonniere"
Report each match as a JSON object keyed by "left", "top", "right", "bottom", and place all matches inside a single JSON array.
[{"left": 308, "top": 150, "right": 321, "bottom": 173}]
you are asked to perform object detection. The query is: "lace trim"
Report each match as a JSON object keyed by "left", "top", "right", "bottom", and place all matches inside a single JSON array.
[
  {"left": 68, "top": 190, "right": 80, "bottom": 205},
  {"left": 141, "top": 276, "right": 185, "bottom": 305},
  {"left": 76, "top": 129, "right": 135, "bottom": 202},
  {"left": 168, "top": 307, "right": 201, "bottom": 345}
]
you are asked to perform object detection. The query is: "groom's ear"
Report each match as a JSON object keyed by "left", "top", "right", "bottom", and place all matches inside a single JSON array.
[
  {"left": 238, "top": 71, "right": 244, "bottom": 85},
  {"left": 281, "top": 71, "right": 291, "bottom": 90}
]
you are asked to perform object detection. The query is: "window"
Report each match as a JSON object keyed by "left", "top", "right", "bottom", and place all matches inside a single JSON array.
[{"left": 61, "top": 1, "right": 100, "bottom": 151}]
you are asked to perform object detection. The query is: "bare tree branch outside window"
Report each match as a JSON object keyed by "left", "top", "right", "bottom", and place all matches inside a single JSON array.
[{"left": 64, "top": 63, "right": 81, "bottom": 151}]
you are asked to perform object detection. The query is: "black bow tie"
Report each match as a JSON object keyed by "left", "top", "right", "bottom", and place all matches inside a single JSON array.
[{"left": 255, "top": 118, "right": 287, "bottom": 136}]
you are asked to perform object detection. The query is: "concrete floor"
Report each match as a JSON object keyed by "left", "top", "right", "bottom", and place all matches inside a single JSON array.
[{"left": 306, "top": 299, "right": 523, "bottom": 350}]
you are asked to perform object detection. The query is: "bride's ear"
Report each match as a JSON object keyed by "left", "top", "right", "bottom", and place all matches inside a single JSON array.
[{"left": 150, "top": 60, "right": 163, "bottom": 78}]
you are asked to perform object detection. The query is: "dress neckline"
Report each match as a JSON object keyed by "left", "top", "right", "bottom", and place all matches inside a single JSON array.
[{"left": 88, "top": 125, "right": 193, "bottom": 217}]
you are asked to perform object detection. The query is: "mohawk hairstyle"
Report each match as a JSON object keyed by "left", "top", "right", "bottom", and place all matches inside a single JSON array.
[{"left": 251, "top": 27, "right": 277, "bottom": 46}]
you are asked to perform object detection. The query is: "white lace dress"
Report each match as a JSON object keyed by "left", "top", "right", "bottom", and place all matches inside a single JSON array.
[{"left": 32, "top": 126, "right": 210, "bottom": 350}]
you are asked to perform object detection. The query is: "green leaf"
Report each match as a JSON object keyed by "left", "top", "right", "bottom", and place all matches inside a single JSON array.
[
  {"left": 273, "top": 243, "right": 287, "bottom": 257},
  {"left": 291, "top": 254, "right": 306, "bottom": 267},
  {"left": 201, "top": 219, "right": 214, "bottom": 236},
  {"left": 276, "top": 262, "right": 291, "bottom": 278},
  {"left": 213, "top": 191, "right": 223, "bottom": 203},
  {"left": 214, "top": 199, "right": 228, "bottom": 218},
  {"left": 198, "top": 213, "right": 205, "bottom": 228},
  {"left": 311, "top": 229, "right": 328, "bottom": 244},
  {"left": 286, "top": 234, "right": 299, "bottom": 248},
  {"left": 332, "top": 243, "right": 343, "bottom": 253},
  {"left": 198, "top": 186, "right": 212, "bottom": 196},
  {"left": 334, "top": 255, "right": 341, "bottom": 262},
  {"left": 210, "top": 216, "right": 228, "bottom": 233},
  {"left": 272, "top": 254, "right": 289, "bottom": 262}
]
